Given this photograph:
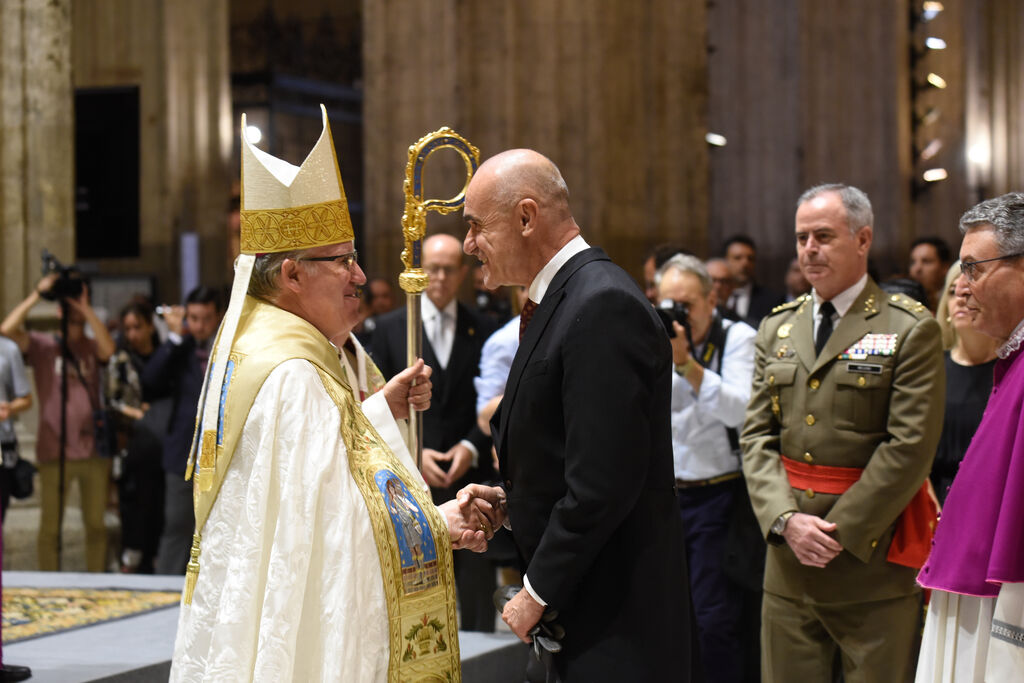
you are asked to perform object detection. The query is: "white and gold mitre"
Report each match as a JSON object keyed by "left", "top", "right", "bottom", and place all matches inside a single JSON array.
[{"left": 239, "top": 104, "right": 354, "bottom": 254}]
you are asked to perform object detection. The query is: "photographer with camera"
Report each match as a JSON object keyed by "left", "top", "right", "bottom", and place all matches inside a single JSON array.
[
  {"left": 655, "top": 253, "right": 759, "bottom": 683},
  {"left": 142, "top": 286, "right": 222, "bottom": 575},
  {"left": 1, "top": 269, "right": 115, "bottom": 573}
]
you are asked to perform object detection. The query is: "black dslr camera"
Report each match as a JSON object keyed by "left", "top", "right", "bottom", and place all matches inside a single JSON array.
[
  {"left": 656, "top": 299, "right": 695, "bottom": 350},
  {"left": 40, "top": 249, "right": 85, "bottom": 301}
]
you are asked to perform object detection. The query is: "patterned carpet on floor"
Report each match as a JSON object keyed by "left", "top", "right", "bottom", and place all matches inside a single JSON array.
[{"left": 2, "top": 587, "right": 180, "bottom": 643}]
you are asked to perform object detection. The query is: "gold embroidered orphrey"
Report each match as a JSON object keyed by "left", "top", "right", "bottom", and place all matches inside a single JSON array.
[
  {"left": 317, "top": 365, "right": 460, "bottom": 682},
  {"left": 188, "top": 299, "right": 460, "bottom": 683}
]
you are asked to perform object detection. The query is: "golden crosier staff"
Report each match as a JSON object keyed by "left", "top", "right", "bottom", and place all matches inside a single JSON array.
[{"left": 400, "top": 127, "right": 480, "bottom": 468}]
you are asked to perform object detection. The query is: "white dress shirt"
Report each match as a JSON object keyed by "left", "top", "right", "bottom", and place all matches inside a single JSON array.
[
  {"left": 473, "top": 316, "right": 520, "bottom": 414},
  {"left": 422, "top": 297, "right": 457, "bottom": 369},
  {"left": 812, "top": 273, "right": 868, "bottom": 338},
  {"left": 528, "top": 235, "right": 590, "bottom": 304},
  {"left": 671, "top": 318, "right": 757, "bottom": 480},
  {"left": 729, "top": 282, "right": 753, "bottom": 320}
]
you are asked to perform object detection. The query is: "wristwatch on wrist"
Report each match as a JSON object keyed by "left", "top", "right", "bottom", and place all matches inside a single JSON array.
[
  {"left": 675, "top": 357, "right": 695, "bottom": 376},
  {"left": 770, "top": 511, "right": 795, "bottom": 536}
]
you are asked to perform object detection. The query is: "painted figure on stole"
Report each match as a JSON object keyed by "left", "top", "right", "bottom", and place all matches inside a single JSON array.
[{"left": 381, "top": 473, "right": 434, "bottom": 592}]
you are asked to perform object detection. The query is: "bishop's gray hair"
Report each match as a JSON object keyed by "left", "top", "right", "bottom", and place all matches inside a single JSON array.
[
  {"left": 247, "top": 248, "right": 310, "bottom": 301},
  {"left": 959, "top": 192, "right": 1024, "bottom": 256},
  {"left": 797, "top": 183, "right": 874, "bottom": 235}
]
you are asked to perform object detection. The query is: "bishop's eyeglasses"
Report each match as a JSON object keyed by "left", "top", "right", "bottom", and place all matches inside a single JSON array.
[{"left": 297, "top": 250, "right": 359, "bottom": 270}]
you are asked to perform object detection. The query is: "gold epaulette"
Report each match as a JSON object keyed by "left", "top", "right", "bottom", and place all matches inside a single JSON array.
[
  {"left": 769, "top": 294, "right": 809, "bottom": 316},
  {"left": 886, "top": 293, "right": 930, "bottom": 318}
]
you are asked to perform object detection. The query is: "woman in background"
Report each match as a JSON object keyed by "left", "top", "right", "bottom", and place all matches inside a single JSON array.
[
  {"left": 929, "top": 262, "right": 1000, "bottom": 504},
  {"left": 105, "top": 300, "right": 164, "bottom": 573}
]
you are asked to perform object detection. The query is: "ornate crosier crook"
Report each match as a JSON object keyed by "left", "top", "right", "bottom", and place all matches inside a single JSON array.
[{"left": 400, "top": 128, "right": 480, "bottom": 468}]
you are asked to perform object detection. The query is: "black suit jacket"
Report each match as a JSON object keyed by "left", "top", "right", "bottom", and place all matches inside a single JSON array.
[
  {"left": 141, "top": 336, "right": 206, "bottom": 476},
  {"left": 370, "top": 302, "right": 496, "bottom": 497},
  {"left": 745, "top": 282, "right": 785, "bottom": 327},
  {"left": 491, "top": 248, "right": 699, "bottom": 681}
]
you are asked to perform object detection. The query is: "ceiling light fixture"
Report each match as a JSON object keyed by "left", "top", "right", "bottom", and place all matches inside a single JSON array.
[
  {"left": 245, "top": 125, "right": 263, "bottom": 145},
  {"left": 920, "top": 139, "right": 943, "bottom": 160},
  {"left": 705, "top": 132, "right": 727, "bottom": 147},
  {"left": 922, "top": 2, "right": 944, "bottom": 21},
  {"left": 967, "top": 142, "right": 990, "bottom": 166}
]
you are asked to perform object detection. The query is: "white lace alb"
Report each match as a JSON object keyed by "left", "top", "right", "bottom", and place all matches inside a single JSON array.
[{"left": 997, "top": 317, "right": 1024, "bottom": 359}]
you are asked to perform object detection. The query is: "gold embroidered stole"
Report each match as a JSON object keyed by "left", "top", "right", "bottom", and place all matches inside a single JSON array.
[
  {"left": 190, "top": 297, "right": 459, "bottom": 682},
  {"left": 316, "top": 367, "right": 460, "bottom": 682}
]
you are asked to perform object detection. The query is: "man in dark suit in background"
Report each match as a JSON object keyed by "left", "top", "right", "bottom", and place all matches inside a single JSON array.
[
  {"left": 724, "top": 234, "right": 784, "bottom": 327},
  {"left": 370, "top": 233, "right": 498, "bottom": 631},
  {"left": 462, "top": 149, "right": 699, "bottom": 681},
  {"left": 143, "top": 286, "right": 222, "bottom": 575}
]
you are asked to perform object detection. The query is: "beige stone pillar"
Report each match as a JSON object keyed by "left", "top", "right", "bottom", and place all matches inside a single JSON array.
[
  {"left": 0, "top": 0, "right": 74, "bottom": 314},
  {"left": 162, "top": 0, "right": 233, "bottom": 296}
]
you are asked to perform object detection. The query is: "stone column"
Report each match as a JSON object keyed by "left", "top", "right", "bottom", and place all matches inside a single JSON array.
[
  {"left": 0, "top": 0, "right": 74, "bottom": 314},
  {"left": 162, "top": 0, "right": 233, "bottom": 297}
]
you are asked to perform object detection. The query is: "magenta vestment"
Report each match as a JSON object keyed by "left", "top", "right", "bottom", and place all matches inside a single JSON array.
[{"left": 918, "top": 346, "right": 1024, "bottom": 597}]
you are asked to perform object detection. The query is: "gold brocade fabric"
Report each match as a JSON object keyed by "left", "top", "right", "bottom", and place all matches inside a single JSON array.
[
  {"left": 191, "top": 298, "right": 459, "bottom": 681},
  {"left": 239, "top": 198, "right": 354, "bottom": 254},
  {"left": 317, "top": 366, "right": 460, "bottom": 682}
]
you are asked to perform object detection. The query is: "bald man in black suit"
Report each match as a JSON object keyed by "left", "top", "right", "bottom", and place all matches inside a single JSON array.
[{"left": 461, "top": 149, "right": 700, "bottom": 681}]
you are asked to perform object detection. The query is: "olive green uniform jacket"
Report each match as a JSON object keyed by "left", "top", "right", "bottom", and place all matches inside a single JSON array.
[{"left": 740, "top": 278, "right": 945, "bottom": 604}]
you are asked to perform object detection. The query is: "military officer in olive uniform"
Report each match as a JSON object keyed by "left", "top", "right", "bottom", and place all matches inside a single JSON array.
[{"left": 741, "top": 183, "right": 945, "bottom": 683}]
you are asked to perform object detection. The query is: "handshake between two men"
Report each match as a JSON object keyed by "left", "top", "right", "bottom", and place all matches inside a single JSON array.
[
  {"left": 382, "top": 359, "right": 508, "bottom": 555},
  {"left": 438, "top": 483, "right": 548, "bottom": 646},
  {"left": 438, "top": 483, "right": 507, "bottom": 553}
]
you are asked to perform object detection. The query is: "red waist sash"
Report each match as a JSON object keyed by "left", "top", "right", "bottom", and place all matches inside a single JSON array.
[{"left": 780, "top": 455, "right": 939, "bottom": 569}]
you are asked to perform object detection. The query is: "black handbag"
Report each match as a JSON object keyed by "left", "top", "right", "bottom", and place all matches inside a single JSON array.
[
  {"left": 3, "top": 437, "right": 36, "bottom": 500},
  {"left": 11, "top": 457, "right": 36, "bottom": 500}
]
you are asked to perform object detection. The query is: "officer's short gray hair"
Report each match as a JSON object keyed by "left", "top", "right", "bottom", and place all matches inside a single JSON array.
[
  {"left": 797, "top": 183, "right": 874, "bottom": 235},
  {"left": 959, "top": 192, "right": 1024, "bottom": 256},
  {"left": 655, "top": 253, "right": 712, "bottom": 296}
]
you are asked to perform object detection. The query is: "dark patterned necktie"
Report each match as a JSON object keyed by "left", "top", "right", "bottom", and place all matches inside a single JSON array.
[
  {"left": 815, "top": 301, "right": 836, "bottom": 355},
  {"left": 195, "top": 344, "right": 210, "bottom": 374},
  {"left": 519, "top": 299, "right": 539, "bottom": 341}
]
